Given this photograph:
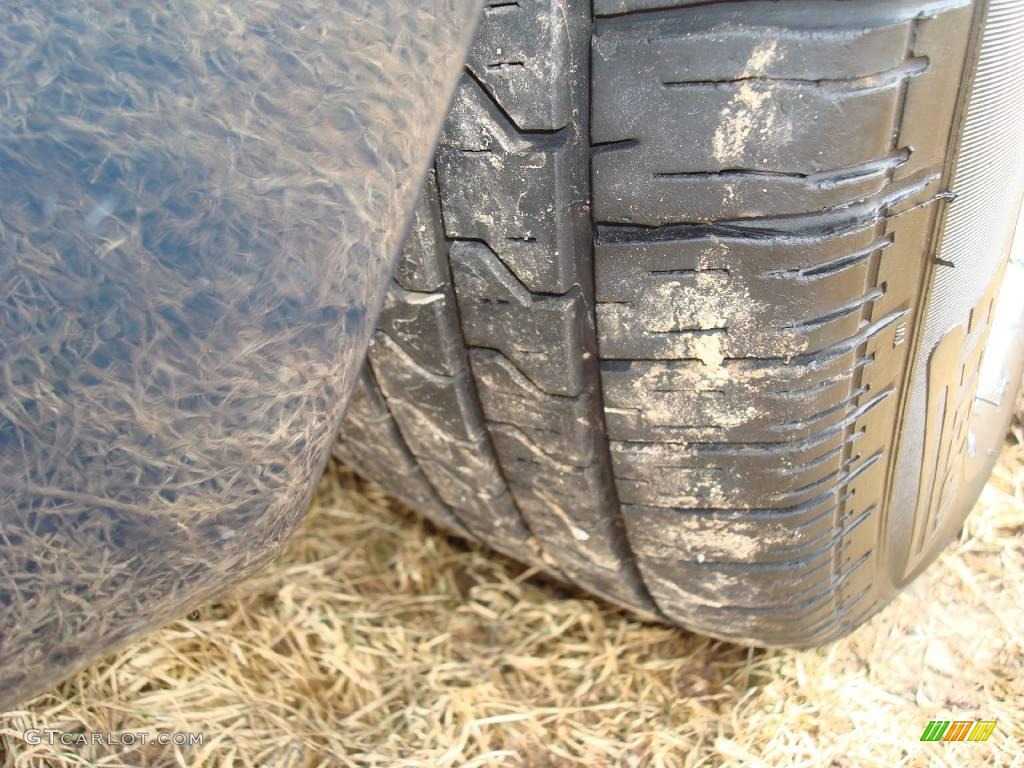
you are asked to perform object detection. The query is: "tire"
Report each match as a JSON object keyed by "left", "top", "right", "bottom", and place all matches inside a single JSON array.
[{"left": 335, "top": 0, "right": 1024, "bottom": 646}]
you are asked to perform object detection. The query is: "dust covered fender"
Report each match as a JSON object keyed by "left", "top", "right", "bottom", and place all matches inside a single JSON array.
[{"left": 0, "top": 0, "right": 483, "bottom": 708}]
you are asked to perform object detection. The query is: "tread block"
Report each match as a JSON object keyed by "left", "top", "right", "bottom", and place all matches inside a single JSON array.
[
  {"left": 593, "top": 75, "right": 910, "bottom": 199},
  {"left": 595, "top": 233, "right": 881, "bottom": 363},
  {"left": 595, "top": 223, "right": 887, "bottom": 295},
  {"left": 369, "top": 333, "right": 498, "bottom": 476},
  {"left": 610, "top": 434, "right": 878, "bottom": 509},
  {"left": 643, "top": 566, "right": 872, "bottom": 646},
  {"left": 595, "top": 153, "right": 907, "bottom": 225},
  {"left": 594, "top": 17, "right": 909, "bottom": 82},
  {"left": 395, "top": 169, "right": 449, "bottom": 292},
  {"left": 375, "top": 285, "right": 466, "bottom": 378},
  {"left": 368, "top": 332, "right": 539, "bottom": 563},
  {"left": 592, "top": 5, "right": 919, "bottom": 224},
  {"left": 470, "top": 349, "right": 598, "bottom": 465},
  {"left": 334, "top": 370, "right": 465, "bottom": 534},
  {"left": 489, "top": 423, "right": 654, "bottom": 607},
  {"left": 412, "top": 457, "right": 530, "bottom": 549},
  {"left": 632, "top": 512, "right": 878, "bottom": 643},
  {"left": 451, "top": 240, "right": 587, "bottom": 397},
  {"left": 640, "top": 548, "right": 837, "bottom": 609},
  {"left": 600, "top": 349, "right": 868, "bottom": 443},
  {"left": 625, "top": 500, "right": 877, "bottom": 577},
  {"left": 594, "top": 0, "right": 968, "bottom": 23},
  {"left": 467, "top": 0, "right": 573, "bottom": 131},
  {"left": 436, "top": 79, "right": 577, "bottom": 293},
  {"left": 622, "top": 496, "right": 841, "bottom": 566}
]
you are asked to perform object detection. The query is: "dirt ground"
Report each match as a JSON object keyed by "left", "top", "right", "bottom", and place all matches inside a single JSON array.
[{"left": 1, "top": 419, "right": 1021, "bottom": 767}]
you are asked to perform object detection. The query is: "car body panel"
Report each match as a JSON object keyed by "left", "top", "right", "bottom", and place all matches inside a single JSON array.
[{"left": 0, "top": 0, "right": 482, "bottom": 709}]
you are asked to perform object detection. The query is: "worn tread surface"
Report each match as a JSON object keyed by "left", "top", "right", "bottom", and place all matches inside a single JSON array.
[{"left": 336, "top": 0, "right": 996, "bottom": 645}]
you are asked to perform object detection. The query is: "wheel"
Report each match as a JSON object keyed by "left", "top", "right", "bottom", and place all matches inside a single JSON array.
[{"left": 335, "top": 0, "right": 1024, "bottom": 646}]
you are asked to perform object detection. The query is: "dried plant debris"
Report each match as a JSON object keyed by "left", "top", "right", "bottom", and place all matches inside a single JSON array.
[
  {"left": 0, "top": 0, "right": 478, "bottom": 708},
  {"left": 1, "top": 442, "right": 1022, "bottom": 767}
]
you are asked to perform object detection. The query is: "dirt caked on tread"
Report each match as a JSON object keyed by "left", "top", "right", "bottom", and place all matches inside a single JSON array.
[{"left": 336, "top": 0, "right": 1023, "bottom": 645}]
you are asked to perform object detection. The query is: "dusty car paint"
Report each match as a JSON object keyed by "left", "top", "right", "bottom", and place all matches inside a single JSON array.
[{"left": 0, "top": 0, "right": 482, "bottom": 709}]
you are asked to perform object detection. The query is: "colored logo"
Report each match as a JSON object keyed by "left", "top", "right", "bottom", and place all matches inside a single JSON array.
[{"left": 920, "top": 720, "right": 997, "bottom": 742}]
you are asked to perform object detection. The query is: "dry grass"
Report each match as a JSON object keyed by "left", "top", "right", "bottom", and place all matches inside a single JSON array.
[{"left": 1, "top": 425, "right": 1021, "bottom": 767}]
